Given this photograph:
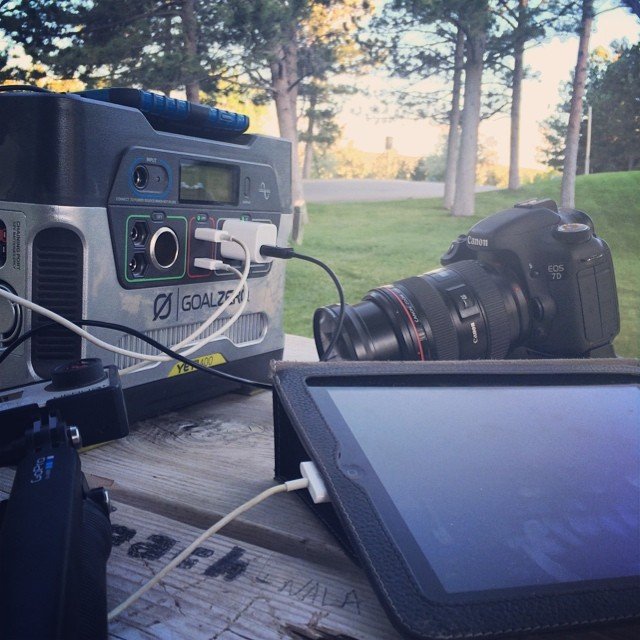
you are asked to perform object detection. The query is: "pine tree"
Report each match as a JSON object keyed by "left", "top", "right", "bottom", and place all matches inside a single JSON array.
[
  {"left": 561, "top": 0, "right": 594, "bottom": 207},
  {"left": 371, "top": 1, "right": 497, "bottom": 217},
  {"left": 225, "top": 0, "right": 372, "bottom": 241},
  {"left": 2, "top": 0, "right": 233, "bottom": 100},
  {"left": 540, "top": 41, "right": 640, "bottom": 174},
  {"left": 299, "top": 80, "right": 348, "bottom": 179}
]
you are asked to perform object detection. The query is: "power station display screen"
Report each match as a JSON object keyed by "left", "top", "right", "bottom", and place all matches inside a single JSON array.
[{"left": 180, "top": 162, "right": 238, "bottom": 204}]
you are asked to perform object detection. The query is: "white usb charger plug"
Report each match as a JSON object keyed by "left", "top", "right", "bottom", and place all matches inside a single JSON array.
[
  {"left": 220, "top": 219, "right": 277, "bottom": 263},
  {"left": 193, "top": 220, "right": 277, "bottom": 271}
]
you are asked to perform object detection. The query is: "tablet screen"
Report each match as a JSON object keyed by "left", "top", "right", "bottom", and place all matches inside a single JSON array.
[{"left": 309, "top": 383, "right": 640, "bottom": 595}]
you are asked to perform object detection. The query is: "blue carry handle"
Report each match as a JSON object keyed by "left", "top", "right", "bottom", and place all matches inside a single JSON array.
[{"left": 77, "top": 88, "right": 250, "bottom": 138}]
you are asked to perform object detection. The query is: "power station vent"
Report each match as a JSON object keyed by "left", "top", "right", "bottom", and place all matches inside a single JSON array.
[
  {"left": 115, "top": 312, "right": 268, "bottom": 370},
  {"left": 31, "top": 228, "right": 84, "bottom": 378}
]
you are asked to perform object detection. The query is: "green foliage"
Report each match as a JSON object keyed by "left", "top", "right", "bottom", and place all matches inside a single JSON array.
[
  {"left": 586, "top": 42, "right": 640, "bottom": 172},
  {"left": 370, "top": 1, "right": 574, "bottom": 124},
  {"left": 309, "top": 149, "right": 340, "bottom": 178},
  {"left": 539, "top": 112, "right": 569, "bottom": 171},
  {"left": 2, "top": 0, "right": 372, "bottom": 118},
  {"left": 226, "top": 0, "right": 372, "bottom": 99},
  {"left": 0, "top": 47, "right": 9, "bottom": 84},
  {"left": 370, "top": 1, "right": 504, "bottom": 122},
  {"left": 410, "top": 156, "right": 429, "bottom": 181},
  {"left": 411, "top": 136, "right": 517, "bottom": 185},
  {"left": 314, "top": 144, "right": 422, "bottom": 179},
  {"left": 224, "top": 0, "right": 312, "bottom": 67},
  {"left": 299, "top": 79, "right": 351, "bottom": 157},
  {"left": 1, "top": 0, "right": 234, "bottom": 93},
  {"left": 539, "top": 41, "right": 640, "bottom": 173},
  {"left": 412, "top": 153, "right": 446, "bottom": 181},
  {"left": 395, "top": 161, "right": 413, "bottom": 180},
  {"left": 284, "top": 171, "right": 639, "bottom": 358},
  {"left": 0, "top": 0, "right": 67, "bottom": 83}
]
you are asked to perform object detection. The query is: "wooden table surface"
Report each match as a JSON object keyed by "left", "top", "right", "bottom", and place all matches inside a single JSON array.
[{"left": 1, "top": 335, "right": 637, "bottom": 639}]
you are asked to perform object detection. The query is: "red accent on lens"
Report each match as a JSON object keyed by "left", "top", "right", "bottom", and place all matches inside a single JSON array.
[{"left": 385, "top": 288, "right": 426, "bottom": 360}]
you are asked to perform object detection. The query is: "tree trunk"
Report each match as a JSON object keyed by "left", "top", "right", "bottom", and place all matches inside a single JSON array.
[
  {"left": 561, "top": 0, "right": 593, "bottom": 208},
  {"left": 270, "top": 40, "right": 307, "bottom": 243},
  {"left": 182, "top": 0, "right": 200, "bottom": 103},
  {"left": 303, "top": 138, "right": 314, "bottom": 179},
  {"left": 444, "top": 28, "right": 464, "bottom": 210},
  {"left": 451, "top": 28, "right": 486, "bottom": 217},
  {"left": 302, "top": 93, "right": 317, "bottom": 179},
  {"left": 508, "top": 0, "right": 527, "bottom": 191}
]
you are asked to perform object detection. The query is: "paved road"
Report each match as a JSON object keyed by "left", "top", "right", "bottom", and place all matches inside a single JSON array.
[{"left": 303, "top": 179, "right": 496, "bottom": 203}]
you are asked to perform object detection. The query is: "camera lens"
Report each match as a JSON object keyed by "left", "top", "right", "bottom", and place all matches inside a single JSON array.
[{"left": 314, "top": 260, "right": 529, "bottom": 361}]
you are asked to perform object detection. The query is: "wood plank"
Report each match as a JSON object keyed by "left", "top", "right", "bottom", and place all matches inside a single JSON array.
[
  {"left": 1, "top": 477, "right": 637, "bottom": 640},
  {"left": 281, "top": 334, "right": 318, "bottom": 362},
  {"left": 1, "top": 473, "right": 637, "bottom": 640},
  {"left": 80, "top": 388, "right": 345, "bottom": 568},
  {"left": 80, "top": 335, "right": 341, "bottom": 566},
  {"left": 0, "top": 479, "right": 398, "bottom": 639},
  {"left": 107, "top": 501, "right": 400, "bottom": 640}
]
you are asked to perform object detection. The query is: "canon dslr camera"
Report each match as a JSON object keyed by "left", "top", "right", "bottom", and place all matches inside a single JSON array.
[{"left": 314, "top": 199, "right": 619, "bottom": 361}]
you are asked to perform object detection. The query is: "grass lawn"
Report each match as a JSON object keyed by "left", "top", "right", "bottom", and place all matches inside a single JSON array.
[{"left": 284, "top": 171, "right": 639, "bottom": 359}]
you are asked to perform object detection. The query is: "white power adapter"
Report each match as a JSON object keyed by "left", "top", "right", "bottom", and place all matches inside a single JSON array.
[{"left": 220, "top": 219, "right": 277, "bottom": 263}]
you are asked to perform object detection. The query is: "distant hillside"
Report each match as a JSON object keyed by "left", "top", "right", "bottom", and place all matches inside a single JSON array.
[
  {"left": 311, "top": 142, "right": 550, "bottom": 185},
  {"left": 473, "top": 171, "right": 639, "bottom": 226},
  {"left": 475, "top": 164, "right": 554, "bottom": 188},
  {"left": 313, "top": 143, "right": 421, "bottom": 180}
]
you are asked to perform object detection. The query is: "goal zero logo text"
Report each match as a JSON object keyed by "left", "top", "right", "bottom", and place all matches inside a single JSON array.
[
  {"left": 152, "top": 289, "right": 245, "bottom": 322},
  {"left": 181, "top": 289, "right": 245, "bottom": 312},
  {"left": 153, "top": 293, "right": 172, "bottom": 321}
]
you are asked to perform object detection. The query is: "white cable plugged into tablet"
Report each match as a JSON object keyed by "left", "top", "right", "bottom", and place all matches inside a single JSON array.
[
  {"left": 300, "top": 460, "right": 330, "bottom": 504},
  {"left": 108, "top": 461, "right": 329, "bottom": 622}
]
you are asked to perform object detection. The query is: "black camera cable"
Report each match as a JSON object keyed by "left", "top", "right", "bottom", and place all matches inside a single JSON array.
[
  {"left": 0, "top": 319, "right": 273, "bottom": 390},
  {"left": 260, "top": 246, "right": 346, "bottom": 362}
]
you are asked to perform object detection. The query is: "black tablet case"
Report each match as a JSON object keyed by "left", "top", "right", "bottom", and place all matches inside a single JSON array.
[{"left": 273, "top": 358, "right": 640, "bottom": 639}]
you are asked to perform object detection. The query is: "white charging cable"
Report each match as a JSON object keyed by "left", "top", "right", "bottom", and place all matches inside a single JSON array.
[
  {"left": 0, "top": 236, "right": 251, "bottom": 369},
  {"left": 161, "top": 235, "right": 251, "bottom": 352},
  {"left": 108, "top": 462, "right": 329, "bottom": 621},
  {"left": 0, "top": 287, "right": 173, "bottom": 364}
]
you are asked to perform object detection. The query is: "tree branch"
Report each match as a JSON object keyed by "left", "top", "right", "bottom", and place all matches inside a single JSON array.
[{"left": 493, "top": 0, "right": 519, "bottom": 29}]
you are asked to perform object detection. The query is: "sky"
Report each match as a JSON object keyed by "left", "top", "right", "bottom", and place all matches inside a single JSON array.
[{"left": 320, "top": 3, "right": 640, "bottom": 169}]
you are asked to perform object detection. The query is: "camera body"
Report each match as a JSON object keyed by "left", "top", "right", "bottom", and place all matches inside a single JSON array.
[
  {"left": 441, "top": 199, "right": 619, "bottom": 358},
  {"left": 0, "top": 91, "right": 291, "bottom": 420},
  {"left": 314, "top": 200, "right": 620, "bottom": 362}
]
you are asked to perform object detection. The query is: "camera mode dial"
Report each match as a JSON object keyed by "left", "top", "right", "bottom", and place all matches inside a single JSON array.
[{"left": 554, "top": 223, "right": 592, "bottom": 243}]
